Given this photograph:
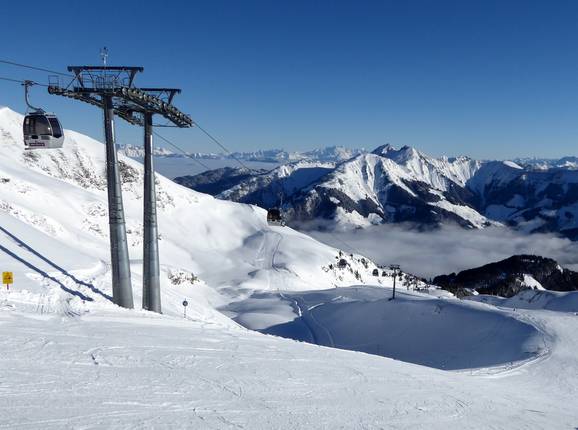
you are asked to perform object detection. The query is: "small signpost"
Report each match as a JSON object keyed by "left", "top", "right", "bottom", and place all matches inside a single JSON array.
[
  {"left": 389, "top": 264, "right": 400, "bottom": 300},
  {"left": 2, "top": 272, "right": 13, "bottom": 291},
  {"left": 182, "top": 299, "right": 189, "bottom": 318}
]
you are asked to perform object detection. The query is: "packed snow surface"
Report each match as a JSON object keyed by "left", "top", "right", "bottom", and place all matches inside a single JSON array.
[
  {"left": 223, "top": 286, "right": 545, "bottom": 370},
  {"left": 0, "top": 107, "right": 578, "bottom": 428},
  {"left": 468, "top": 288, "right": 578, "bottom": 313}
]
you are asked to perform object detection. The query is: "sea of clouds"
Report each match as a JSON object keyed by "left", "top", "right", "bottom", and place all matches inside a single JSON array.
[{"left": 309, "top": 224, "right": 578, "bottom": 279}]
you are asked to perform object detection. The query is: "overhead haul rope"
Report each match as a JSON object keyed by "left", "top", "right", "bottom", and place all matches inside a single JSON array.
[
  {"left": 152, "top": 131, "right": 212, "bottom": 171},
  {"left": 0, "top": 59, "right": 73, "bottom": 77},
  {"left": 1, "top": 60, "right": 369, "bottom": 257},
  {"left": 0, "top": 58, "right": 259, "bottom": 171},
  {"left": 0, "top": 76, "right": 48, "bottom": 87},
  {"left": 193, "top": 121, "right": 257, "bottom": 172}
]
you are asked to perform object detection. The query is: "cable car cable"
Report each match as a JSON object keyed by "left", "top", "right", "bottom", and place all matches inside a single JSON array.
[
  {"left": 1, "top": 60, "right": 263, "bottom": 172},
  {"left": 152, "top": 131, "right": 212, "bottom": 171},
  {"left": 192, "top": 121, "right": 257, "bottom": 172},
  {"left": 0, "top": 76, "right": 26, "bottom": 84},
  {"left": 0, "top": 59, "right": 73, "bottom": 77},
  {"left": 0, "top": 59, "right": 258, "bottom": 171},
  {"left": 0, "top": 76, "right": 49, "bottom": 87},
  {"left": 326, "top": 231, "right": 365, "bottom": 257}
]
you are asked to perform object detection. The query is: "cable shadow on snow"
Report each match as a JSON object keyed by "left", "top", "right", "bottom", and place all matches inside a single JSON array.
[
  {"left": 0, "top": 243, "right": 93, "bottom": 302},
  {"left": 0, "top": 225, "right": 111, "bottom": 301}
]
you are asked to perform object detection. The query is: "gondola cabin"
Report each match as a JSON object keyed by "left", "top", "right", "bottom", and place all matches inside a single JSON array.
[
  {"left": 267, "top": 208, "right": 285, "bottom": 226},
  {"left": 23, "top": 112, "right": 64, "bottom": 150}
]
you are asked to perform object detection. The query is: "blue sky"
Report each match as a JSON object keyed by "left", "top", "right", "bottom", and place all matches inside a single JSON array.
[{"left": 1, "top": 0, "right": 578, "bottom": 159}]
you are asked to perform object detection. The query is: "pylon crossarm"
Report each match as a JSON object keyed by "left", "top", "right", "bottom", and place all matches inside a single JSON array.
[{"left": 48, "top": 86, "right": 141, "bottom": 125}]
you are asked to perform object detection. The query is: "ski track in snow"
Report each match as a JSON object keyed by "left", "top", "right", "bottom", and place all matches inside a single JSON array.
[{"left": 253, "top": 229, "right": 285, "bottom": 292}]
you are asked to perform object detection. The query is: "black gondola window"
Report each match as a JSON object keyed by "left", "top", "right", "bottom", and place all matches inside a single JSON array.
[
  {"left": 48, "top": 118, "right": 63, "bottom": 138},
  {"left": 24, "top": 116, "right": 51, "bottom": 136}
]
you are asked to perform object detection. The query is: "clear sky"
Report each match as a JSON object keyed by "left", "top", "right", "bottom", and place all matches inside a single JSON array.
[{"left": 1, "top": 0, "right": 578, "bottom": 159}]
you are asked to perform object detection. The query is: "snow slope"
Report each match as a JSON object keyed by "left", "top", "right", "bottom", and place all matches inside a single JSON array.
[
  {"left": 468, "top": 289, "right": 578, "bottom": 313},
  {"left": 2, "top": 291, "right": 578, "bottom": 428},
  {"left": 374, "top": 144, "right": 482, "bottom": 188},
  {"left": 0, "top": 107, "right": 382, "bottom": 317},
  {"left": 1, "top": 106, "right": 578, "bottom": 428}
]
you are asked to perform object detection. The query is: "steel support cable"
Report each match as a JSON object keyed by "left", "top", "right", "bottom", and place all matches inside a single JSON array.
[
  {"left": 0, "top": 59, "right": 73, "bottom": 77},
  {"left": 0, "top": 60, "right": 259, "bottom": 174},
  {"left": 193, "top": 121, "right": 258, "bottom": 172},
  {"left": 326, "top": 231, "right": 365, "bottom": 257},
  {"left": 0, "top": 76, "right": 49, "bottom": 87},
  {"left": 152, "top": 131, "right": 212, "bottom": 171},
  {"left": 0, "top": 59, "right": 260, "bottom": 171},
  {"left": 2, "top": 62, "right": 363, "bottom": 257}
]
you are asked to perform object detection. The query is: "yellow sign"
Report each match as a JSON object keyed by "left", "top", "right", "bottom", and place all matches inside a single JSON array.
[{"left": 2, "top": 272, "right": 13, "bottom": 285}]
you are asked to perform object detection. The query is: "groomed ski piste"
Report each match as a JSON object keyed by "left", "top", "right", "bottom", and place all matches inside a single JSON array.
[{"left": 1, "top": 106, "right": 578, "bottom": 429}]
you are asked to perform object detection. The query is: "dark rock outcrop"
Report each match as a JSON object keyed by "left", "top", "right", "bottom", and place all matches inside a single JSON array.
[{"left": 433, "top": 255, "right": 578, "bottom": 298}]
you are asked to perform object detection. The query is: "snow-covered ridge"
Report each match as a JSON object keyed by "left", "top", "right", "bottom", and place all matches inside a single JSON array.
[
  {"left": 373, "top": 144, "right": 482, "bottom": 188},
  {"left": 514, "top": 156, "right": 578, "bottom": 171},
  {"left": 0, "top": 106, "right": 386, "bottom": 322},
  {"left": 118, "top": 143, "right": 175, "bottom": 158},
  {"left": 202, "top": 144, "right": 501, "bottom": 230},
  {"left": 175, "top": 142, "right": 578, "bottom": 237}
]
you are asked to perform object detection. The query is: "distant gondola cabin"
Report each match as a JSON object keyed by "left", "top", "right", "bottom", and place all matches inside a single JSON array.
[{"left": 266, "top": 208, "right": 284, "bottom": 226}]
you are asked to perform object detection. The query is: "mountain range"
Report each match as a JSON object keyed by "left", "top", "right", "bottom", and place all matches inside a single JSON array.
[
  {"left": 119, "top": 144, "right": 364, "bottom": 163},
  {"left": 120, "top": 141, "right": 578, "bottom": 171},
  {"left": 175, "top": 144, "right": 578, "bottom": 239}
]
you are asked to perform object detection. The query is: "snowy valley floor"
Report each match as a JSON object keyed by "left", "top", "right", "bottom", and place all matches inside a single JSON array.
[
  {"left": 222, "top": 287, "right": 548, "bottom": 370},
  {"left": 1, "top": 292, "right": 578, "bottom": 429}
]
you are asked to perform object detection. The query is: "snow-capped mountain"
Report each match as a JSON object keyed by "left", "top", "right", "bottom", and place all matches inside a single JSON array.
[
  {"left": 373, "top": 144, "right": 483, "bottom": 188},
  {"left": 514, "top": 156, "right": 578, "bottom": 171},
  {"left": 283, "top": 148, "right": 491, "bottom": 229},
  {"left": 121, "top": 144, "right": 365, "bottom": 163},
  {"left": 177, "top": 145, "right": 495, "bottom": 229},
  {"left": 217, "top": 160, "right": 336, "bottom": 209},
  {"left": 471, "top": 163, "right": 578, "bottom": 237},
  {"left": 176, "top": 144, "right": 578, "bottom": 238},
  {"left": 224, "top": 147, "right": 362, "bottom": 163},
  {"left": 117, "top": 143, "right": 175, "bottom": 158},
  {"left": 300, "top": 145, "right": 365, "bottom": 162}
]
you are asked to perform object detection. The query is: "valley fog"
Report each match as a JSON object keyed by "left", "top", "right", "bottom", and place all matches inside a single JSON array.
[
  {"left": 309, "top": 224, "right": 578, "bottom": 278},
  {"left": 138, "top": 156, "right": 279, "bottom": 179}
]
